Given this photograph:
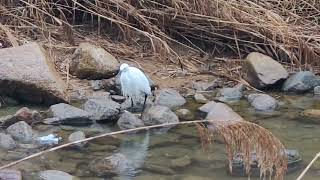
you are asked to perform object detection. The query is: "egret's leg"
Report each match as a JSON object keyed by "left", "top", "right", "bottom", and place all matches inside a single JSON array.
[
  {"left": 142, "top": 94, "right": 148, "bottom": 113},
  {"left": 131, "top": 98, "right": 134, "bottom": 108}
]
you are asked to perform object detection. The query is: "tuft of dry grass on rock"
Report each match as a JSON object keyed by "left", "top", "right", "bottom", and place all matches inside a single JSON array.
[{"left": 1, "top": 0, "right": 320, "bottom": 68}]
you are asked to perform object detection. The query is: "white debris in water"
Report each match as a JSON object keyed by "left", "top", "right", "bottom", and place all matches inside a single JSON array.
[{"left": 36, "top": 134, "right": 61, "bottom": 145}]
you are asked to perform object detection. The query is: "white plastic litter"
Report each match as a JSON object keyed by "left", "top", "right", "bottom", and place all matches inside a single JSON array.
[{"left": 36, "top": 134, "right": 61, "bottom": 145}]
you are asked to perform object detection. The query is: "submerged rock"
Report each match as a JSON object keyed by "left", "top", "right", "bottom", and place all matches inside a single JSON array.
[
  {"left": 117, "top": 111, "right": 145, "bottom": 130},
  {"left": 314, "top": 86, "right": 320, "bottom": 95},
  {"left": 230, "top": 149, "right": 302, "bottom": 177},
  {"left": 194, "top": 93, "right": 208, "bottom": 104},
  {"left": 68, "top": 131, "right": 86, "bottom": 148},
  {"left": 7, "top": 121, "right": 33, "bottom": 143},
  {"left": 243, "top": 52, "right": 288, "bottom": 89},
  {"left": 0, "top": 133, "right": 17, "bottom": 150},
  {"left": 0, "top": 42, "right": 67, "bottom": 104},
  {"left": 205, "top": 102, "right": 243, "bottom": 122},
  {"left": 217, "top": 84, "right": 244, "bottom": 102},
  {"left": 47, "top": 103, "right": 92, "bottom": 125},
  {"left": 38, "top": 170, "right": 78, "bottom": 180},
  {"left": 154, "top": 88, "right": 186, "bottom": 109},
  {"left": 82, "top": 99, "right": 120, "bottom": 121},
  {"left": 142, "top": 105, "right": 179, "bottom": 126},
  {"left": 0, "top": 169, "right": 22, "bottom": 180},
  {"left": 301, "top": 109, "right": 320, "bottom": 124},
  {"left": 0, "top": 107, "right": 42, "bottom": 127},
  {"left": 247, "top": 93, "right": 278, "bottom": 111},
  {"left": 282, "top": 71, "right": 318, "bottom": 92},
  {"left": 70, "top": 42, "right": 120, "bottom": 79},
  {"left": 175, "top": 109, "right": 194, "bottom": 121}
]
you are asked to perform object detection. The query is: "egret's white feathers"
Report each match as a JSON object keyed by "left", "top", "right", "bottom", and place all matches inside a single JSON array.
[{"left": 120, "top": 64, "right": 151, "bottom": 101}]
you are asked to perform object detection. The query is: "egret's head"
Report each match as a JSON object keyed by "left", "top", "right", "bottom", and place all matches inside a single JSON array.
[{"left": 120, "top": 63, "right": 129, "bottom": 72}]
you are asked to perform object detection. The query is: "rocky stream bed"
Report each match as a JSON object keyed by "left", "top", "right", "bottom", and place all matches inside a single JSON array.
[{"left": 0, "top": 43, "right": 320, "bottom": 179}]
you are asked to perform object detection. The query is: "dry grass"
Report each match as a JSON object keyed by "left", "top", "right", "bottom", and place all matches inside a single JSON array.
[{"left": 1, "top": 0, "right": 320, "bottom": 68}]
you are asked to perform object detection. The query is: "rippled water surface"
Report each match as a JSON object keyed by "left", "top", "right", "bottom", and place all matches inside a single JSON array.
[{"left": 1, "top": 93, "right": 320, "bottom": 180}]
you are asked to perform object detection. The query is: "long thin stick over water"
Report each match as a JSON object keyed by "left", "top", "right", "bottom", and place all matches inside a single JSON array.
[{"left": 296, "top": 152, "right": 320, "bottom": 180}]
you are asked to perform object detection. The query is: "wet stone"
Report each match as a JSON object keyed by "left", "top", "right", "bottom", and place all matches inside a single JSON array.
[
  {"left": 247, "top": 93, "right": 278, "bottom": 111},
  {"left": 111, "top": 95, "right": 126, "bottom": 103},
  {"left": 175, "top": 109, "right": 194, "bottom": 121},
  {"left": 47, "top": 103, "right": 92, "bottom": 125},
  {"left": 194, "top": 93, "right": 208, "bottom": 104},
  {"left": 217, "top": 83, "right": 244, "bottom": 102},
  {"left": 68, "top": 131, "right": 86, "bottom": 148},
  {"left": 82, "top": 98, "right": 120, "bottom": 122},
  {"left": 0, "top": 169, "right": 22, "bottom": 180},
  {"left": 7, "top": 121, "right": 33, "bottom": 143},
  {"left": 142, "top": 105, "right": 179, "bottom": 126},
  {"left": 117, "top": 110, "right": 145, "bottom": 130},
  {"left": 282, "top": 71, "right": 317, "bottom": 92},
  {"left": 38, "top": 170, "right": 78, "bottom": 180},
  {"left": 0, "top": 133, "right": 17, "bottom": 150},
  {"left": 314, "top": 86, "right": 320, "bottom": 95}
]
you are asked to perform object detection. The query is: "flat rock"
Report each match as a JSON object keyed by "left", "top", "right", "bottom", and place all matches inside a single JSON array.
[
  {"left": 282, "top": 71, "right": 317, "bottom": 92},
  {"left": 217, "top": 84, "right": 244, "bottom": 102},
  {"left": 47, "top": 103, "right": 92, "bottom": 125},
  {"left": 142, "top": 105, "right": 179, "bottom": 126},
  {"left": 0, "top": 42, "right": 67, "bottom": 104},
  {"left": 38, "top": 170, "right": 78, "bottom": 180},
  {"left": 111, "top": 95, "right": 126, "bottom": 103},
  {"left": 154, "top": 89, "right": 186, "bottom": 109},
  {"left": 175, "top": 109, "right": 194, "bottom": 121},
  {"left": 82, "top": 99, "right": 120, "bottom": 121},
  {"left": 0, "top": 169, "right": 22, "bottom": 180},
  {"left": 243, "top": 52, "right": 288, "bottom": 89},
  {"left": 194, "top": 93, "right": 208, "bottom": 104},
  {"left": 117, "top": 111, "right": 145, "bottom": 130},
  {"left": 247, "top": 93, "right": 278, "bottom": 111},
  {"left": 68, "top": 131, "right": 86, "bottom": 148},
  {"left": 198, "top": 101, "right": 217, "bottom": 114},
  {"left": 70, "top": 42, "right": 120, "bottom": 79},
  {"left": 0, "top": 133, "right": 17, "bottom": 150},
  {"left": 205, "top": 102, "right": 243, "bottom": 122},
  {"left": 7, "top": 121, "right": 33, "bottom": 142}
]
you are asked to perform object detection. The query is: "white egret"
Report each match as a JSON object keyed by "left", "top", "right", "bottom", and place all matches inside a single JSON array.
[{"left": 119, "top": 63, "right": 152, "bottom": 113}]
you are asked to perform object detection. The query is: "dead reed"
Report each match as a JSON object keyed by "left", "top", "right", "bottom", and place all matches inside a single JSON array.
[{"left": 1, "top": 0, "right": 320, "bottom": 68}]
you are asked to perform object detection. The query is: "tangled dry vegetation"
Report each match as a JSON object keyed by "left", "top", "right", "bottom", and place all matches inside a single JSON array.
[{"left": 1, "top": 0, "right": 320, "bottom": 69}]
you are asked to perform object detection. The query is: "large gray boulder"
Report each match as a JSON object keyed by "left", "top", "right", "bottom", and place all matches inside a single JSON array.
[
  {"left": 282, "top": 71, "right": 319, "bottom": 92},
  {"left": 0, "top": 42, "right": 68, "bottom": 104},
  {"left": 142, "top": 105, "right": 179, "bottom": 125},
  {"left": 154, "top": 89, "right": 186, "bottom": 109},
  {"left": 82, "top": 99, "right": 120, "bottom": 121},
  {"left": 70, "top": 42, "right": 120, "bottom": 79},
  {"left": 243, "top": 52, "right": 288, "bottom": 89},
  {"left": 46, "top": 103, "right": 92, "bottom": 125}
]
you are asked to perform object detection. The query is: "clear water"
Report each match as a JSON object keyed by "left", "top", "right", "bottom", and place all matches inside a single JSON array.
[{"left": 0, "top": 93, "right": 320, "bottom": 180}]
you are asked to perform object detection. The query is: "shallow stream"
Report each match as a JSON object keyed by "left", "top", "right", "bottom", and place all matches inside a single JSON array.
[{"left": 1, "top": 93, "right": 320, "bottom": 180}]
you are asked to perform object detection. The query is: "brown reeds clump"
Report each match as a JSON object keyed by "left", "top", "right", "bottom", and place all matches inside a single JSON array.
[{"left": 1, "top": 0, "right": 320, "bottom": 68}]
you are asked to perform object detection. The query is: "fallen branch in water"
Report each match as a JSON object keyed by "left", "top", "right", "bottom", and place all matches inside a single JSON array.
[
  {"left": 0, "top": 119, "right": 287, "bottom": 179},
  {"left": 296, "top": 152, "right": 320, "bottom": 180}
]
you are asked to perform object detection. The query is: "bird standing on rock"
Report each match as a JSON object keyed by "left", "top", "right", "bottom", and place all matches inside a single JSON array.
[{"left": 119, "top": 63, "right": 152, "bottom": 113}]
